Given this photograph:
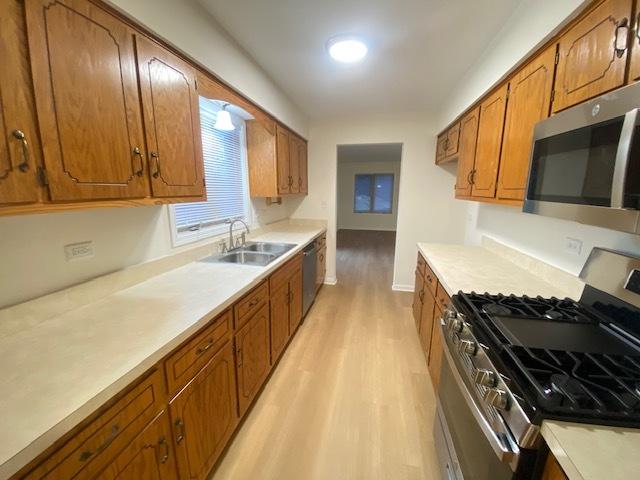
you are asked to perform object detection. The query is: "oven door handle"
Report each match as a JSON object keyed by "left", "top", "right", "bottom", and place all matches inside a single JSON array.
[
  {"left": 440, "top": 321, "right": 520, "bottom": 470},
  {"left": 611, "top": 108, "right": 639, "bottom": 209}
]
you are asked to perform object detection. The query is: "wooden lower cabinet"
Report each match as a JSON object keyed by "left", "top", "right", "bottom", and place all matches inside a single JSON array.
[
  {"left": 169, "top": 343, "right": 238, "bottom": 480},
  {"left": 418, "top": 286, "right": 437, "bottom": 357},
  {"left": 428, "top": 306, "right": 445, "bottom": 392},
  {"left": 316, "top": 245, "right": 327, "bottom": 292},
  {"left": 269, "top": 255, "right": 303, "bottom": 364},
  {"left": 235, "top": 304, "right": 271, "bottom": 417},
  {"left": 541, "top": 452, "right": 569, "bottom": 480},
  {"left": 412, "top": 269, "right": 425, "bottom": 331},
  {"left": 98, "top": 411, "right": 177, "bottom": 480},
  {"left": 288, "top": 268, "right": 303, "bottom": 333},
  {"left": 270, "top": 283, "right": 291, "bottom": 363}
]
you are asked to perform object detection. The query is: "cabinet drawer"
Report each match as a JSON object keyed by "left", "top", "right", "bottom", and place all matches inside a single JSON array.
[
  {"left": 269, "top": 253, "right": 302, "bottom": 293},
  {"left": 234, "top": 281, "right": 269, "bottom": 329},
  {"left": 416, "top": 253, "right": 427, "bottom": 278},
  {"left": 165, "top": 310, "right": 232, "bottom": 395},
  {"left": 435, "top": 283, "right": 452, "bottom": 312},
  {"left": 24, "top": 369, "right": 164, "bottom": 480},
  {"left": 423, "top": 260, "right": 438, "bottom": 295}
]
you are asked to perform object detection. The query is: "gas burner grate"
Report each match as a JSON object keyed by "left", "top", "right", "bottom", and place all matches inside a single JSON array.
[{"left": 504, "top": 346, "right": 640, "bottom": 423}]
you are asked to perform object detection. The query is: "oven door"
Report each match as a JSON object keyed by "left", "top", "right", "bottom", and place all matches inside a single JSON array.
[
  {"left": 435, "top": 325, "right": 518, "bottom": 479},
  {"left": 523, "top": 82, "right": 640, "bottom": 233}
]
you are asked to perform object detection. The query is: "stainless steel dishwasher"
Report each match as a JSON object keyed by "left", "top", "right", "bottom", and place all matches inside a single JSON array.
[{"left": 302, "top": 240, "right": 318, "bottom": 317}]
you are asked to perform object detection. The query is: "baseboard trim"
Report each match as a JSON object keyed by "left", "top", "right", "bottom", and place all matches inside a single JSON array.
[
  {"left": 392, "top": 284, "right": 413, "bottom": 292},
  {"left": 324, "top": 276, "right": 337, "bottom": 285}
]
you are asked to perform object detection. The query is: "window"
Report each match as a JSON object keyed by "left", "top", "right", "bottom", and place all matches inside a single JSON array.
[
  {"left": 354, "top": 174, "right": 394, "bottom": 214},
  {"left": 169, "top": 97, "right": 250, "bottom": 246}
]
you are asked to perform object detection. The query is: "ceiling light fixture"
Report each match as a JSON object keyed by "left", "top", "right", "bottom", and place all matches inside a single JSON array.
[
  {"left": 327, "top": 36, "right": 368, "bottom": 63},
  {"left": 214, "top": 103, "right": 235, "bottom": 131}
]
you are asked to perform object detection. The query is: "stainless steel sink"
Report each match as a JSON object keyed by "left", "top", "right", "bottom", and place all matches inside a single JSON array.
[{"left": 200, "top": 242, "right": 295, "bottom": 266}]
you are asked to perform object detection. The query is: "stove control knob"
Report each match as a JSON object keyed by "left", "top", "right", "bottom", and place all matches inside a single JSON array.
[
  {"left": 474, "top": 369, "right": 497, "bottom": 388},
  {"left": 446, "top": 315, "right": 465, "bottom": 334},
  {"left": 457, "top": 339, "right": 477, "bottom": 356},
  {"left": 484, "top": 388, "right": 509, "bottom": 410}
]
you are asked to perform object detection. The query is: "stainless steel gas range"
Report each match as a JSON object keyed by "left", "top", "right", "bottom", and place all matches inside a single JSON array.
[{"left": 434, "top": 248, "right": 640, "bottom": 480}]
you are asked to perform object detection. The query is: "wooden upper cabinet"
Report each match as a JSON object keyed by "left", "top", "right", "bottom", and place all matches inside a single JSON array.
[
  {"left": 136, "top": 36, "right": 205, "bottom": 198},
  {"left": 435, "top": 133, "right": 447, "bottom": 164},
  {"left": 0, "top": 0, "right": 42, "bottom": 206},
  {"left": 628, "top": 0, "right": 640, "bottom": 82},
  {"left": 454, "top": 107, "right": 480, "bottom": 197},
  {"left": 25, "top": 0, "right": 149, "bottom": 201},
  {"left": 298, "top": 139, "right": 308, "bottom": 194},
  {"left": 170, "top": 343, "right": 238, "bottom": 480},
  {"left": 288, "top": 134, "right": 300, "bottom": 194},
  {"left": 471, "top": 84, "right": 508, "bottom": 198},
  {"left": 497, "top": 46, "right": 556, "bottom": 201},
  {"left": 553, "top": 0, "right": 633, "bottom": 112},
  {"left": 444, "top": 122, "right": 460, "bottom": 158},
  {"left": 276, "top": 125, "right": 291, "bottom": 195}
]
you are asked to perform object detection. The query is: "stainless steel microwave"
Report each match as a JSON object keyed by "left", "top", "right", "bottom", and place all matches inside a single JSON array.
[{"left": 523, "top": 82, "right": 640, "bottom": 234}]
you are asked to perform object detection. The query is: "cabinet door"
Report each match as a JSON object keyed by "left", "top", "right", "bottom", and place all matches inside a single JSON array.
[
  {"left": 418, "top": 286, "right": 436, "bottom": 361},
  {"left": 276, "top": 125, "right": 290, "bottom": 195},
  {"left": 445, "top": 122, "right": 460, "bottom": 158},
  {"left": 298, "top": 139, "right": 308, "bottom": 194},
  {"left": 315, "top": 245, "right": 326, "bottom": 292},
  {"left": 497, "top": 46, "right": 556, "bottom": 201},
  {"left": 454, "top": 107, "right": 480, "bottom": 197},
  {"left": 25, "top": 0, "right": 148, "bottom": 201},
  {"left": 169, "top": 343, "right": 238, "bottom": 480},
  {"left": 412, "top": 270, "right": 424, "bottom": 331},
  {"left": 0, "top": 0, "right": 42, "bottom": 205},
  {"left": 288, "top": 268, "right": 303, "bottom": 333},
  {"left": 628, "top": 0, "right": 640, "bottom": 82},
  {"left": 471, "top": 84, "right": 508, "bottom": 198},
  {"left": 270, "top": 283, "right": 290, "bottom": 363},
  {"left": 435, "top": 133, "right": 447, "bottom": 164},
  {"left": 136, "top": 36, "right": 205, "bottom": 198},
  {"left": 288, "top": 135, "right": 300, "bottom": 194},
  {"left": 553, "top": 0, "right": 632, "bottom": 112},
  {"left": 235, "top": 304, "right": 271, "bottom": 417},
  {"left": 541, "top": 453, "right": 569, "bottom": 480},
  {"left": 428, "top": 306, "right": 444, "bottom": 392},
  {"left": 97, "top": 411, "right": 177, "bottom": 480}
]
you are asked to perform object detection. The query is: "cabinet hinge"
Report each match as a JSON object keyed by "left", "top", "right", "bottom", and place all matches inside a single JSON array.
[
  {"left": 555, "top": 50, "right": 559, "bottom": 65},
  {"left": 37, "top": 166, "right": 49, "bottom": 186}
]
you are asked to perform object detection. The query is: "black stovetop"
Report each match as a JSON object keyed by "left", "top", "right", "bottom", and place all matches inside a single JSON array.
[{"left": 454, "top": 291, "right": 640, "bottom": 427}]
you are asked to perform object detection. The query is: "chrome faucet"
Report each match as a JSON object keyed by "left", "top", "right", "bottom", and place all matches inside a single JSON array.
[{"left": 226, "top": 218, "right": 250, "bottom": 251}]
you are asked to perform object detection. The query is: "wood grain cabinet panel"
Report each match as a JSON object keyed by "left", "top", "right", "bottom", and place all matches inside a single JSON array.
[
  {"left": 628, "top": 0, "right": 640, "bottom": 82},
  {"left": 497, "top": 46, "right": 556, "bottom": 201},
  {"left": 169, "top": 343, "right": 238, "bottom": 480},
  {"left": 235, "top": 304, "right": 271, "bottom": 417},
  {"left": 553, "top": 0, "right": 633, "bottom": 112},
  {"left": 136, "top": 36, "right": 205, "bottom": 198},
  {"left": 234, "top": 282, "right": 269, "bottom": 330},
  {"left": 444, "top": 122, "right": 460, "bottom": 159},
  {"left": 25, "top": 0, "right": 149, "bottom": 201},
  {"left": 454, "top": 107, "right": 480, "bottom": 197},
  {"left": 428, "top": 306, "right": 444, "bottom": 392},
  {"left": 471, "top": 84, "right": 508, "bottom": 198},
  {"left": 435, "top": 133, "right": 447, "bottom": 164},
  {"left": 276, "top": 125, "right": 291, "bottom": 195},
  {"left": 288, "top": 267, "right": 303, "bottom": 333},
  {"left": 541, "top": 452, "right": 569, "bottom": 480},
  {"left": 288, "top": 134, "right": 300, "bottom": 194},
  {"left": 97, "top": 411, "right": 178, "bottom": 480},
  {"left": 315, "top": 245, "right": 326, "bottom": 293},
  {"left": 269, "top": 282, "right": 290, "bottom": 364},
  {"left": 418, "top": 286, "right": 437, "bottom": 360},
  {"left": 298, "top": 139, "right": 308, "bottom": 194},
  {"left": 0, "top": 0, "right": 42, "bottom": 205},
  {"left": 412, "top": 270, "right": 425, "bottom": 332}
]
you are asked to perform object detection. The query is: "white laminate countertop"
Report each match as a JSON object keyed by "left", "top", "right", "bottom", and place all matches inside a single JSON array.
[
  {"left": 417, "top": 240, "right": 640, "bottom": 480},
  {"left": 0, "top": 225, "right": 325, "bottom": 479}
]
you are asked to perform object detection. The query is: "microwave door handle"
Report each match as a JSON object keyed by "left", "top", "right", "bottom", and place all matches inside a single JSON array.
[{"left": 611, "top": 108, "right": 639, "bottom": 209}]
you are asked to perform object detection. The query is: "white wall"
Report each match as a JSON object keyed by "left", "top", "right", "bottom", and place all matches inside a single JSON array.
[
  {"left": 337, "top": 159, "right": 401, "bottom": 231},
  {"left": 438, "top": 0, "right": 640, "bottom": 275},
  {"left": 291, "top": 113, "right": 468, "bottom": 288},
  {"left": 0, "top": 0, "right": 308, "bottom": 308}
]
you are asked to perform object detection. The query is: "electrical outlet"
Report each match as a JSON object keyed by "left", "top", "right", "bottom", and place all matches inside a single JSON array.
[
  {"left": 564, "top": 237, "right": 583, "bottom": 256},
  {"left": 64, "top": 241, "right": 94, "bottom": 261}
]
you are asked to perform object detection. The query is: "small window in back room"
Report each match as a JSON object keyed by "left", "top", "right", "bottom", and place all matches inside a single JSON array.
[
  {"left": 354, "top": 174, "right": 394, "bottom": 214},
  {"left": 169, "top": 97, "right": 250, "bottom": 246}
]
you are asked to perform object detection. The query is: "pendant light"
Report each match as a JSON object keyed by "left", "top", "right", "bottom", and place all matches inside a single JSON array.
[{"left": 214, "top": 103, "right": 235, "bottom": 131}]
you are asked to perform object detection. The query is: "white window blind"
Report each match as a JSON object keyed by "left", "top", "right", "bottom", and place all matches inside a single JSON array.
[{"left": 170, "top": 97, "right": 249, "bottom": 246}]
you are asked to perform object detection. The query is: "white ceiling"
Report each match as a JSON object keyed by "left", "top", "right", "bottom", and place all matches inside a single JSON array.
[
  {"left": 338, "top": 143, "right": 402, "bottom": 163},
  {"left": 197, "top": 0, "right": 523, "bottom": 119}
]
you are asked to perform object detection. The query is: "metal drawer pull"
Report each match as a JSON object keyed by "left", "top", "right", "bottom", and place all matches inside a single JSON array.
[
  {"left": 174, "top": 418, "right": 185, "bottom": 444},
  {"left": 158, "top": 436, "right": 169, "bottom": 464},
  {"left": 133, "top": 147, "right": 144, "bottom": 176},
  {"left": 615, "top": 18, "right": 629, "bottom": 57},
  {"left": 12, "top": 130, "right": 29, "bottom": 172},
  {"left": 78, "top": 424, "right": 120, "bottom": 462},
  {"left": 196, "top": 339, "right": 214, "bottom": 355},
  {"left": 150, "top": 152, "right": 160, "bottom": 178}
]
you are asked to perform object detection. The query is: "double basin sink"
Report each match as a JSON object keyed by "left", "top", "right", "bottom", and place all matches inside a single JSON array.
[{"left": 200, "top": 242, "right": 296, "bottom": 267}]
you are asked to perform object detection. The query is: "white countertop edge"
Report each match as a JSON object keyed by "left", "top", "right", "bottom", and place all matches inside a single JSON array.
[
  {"left": 540, "top": 422, "right": 584, "bottom": 480},
  {"left": 0, "top": 227, "right": 325, "bottom": 480}
]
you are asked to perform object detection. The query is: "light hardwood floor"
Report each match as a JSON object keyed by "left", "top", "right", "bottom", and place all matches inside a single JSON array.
[{"left": 211, "top": 229, "right": 439, "bottom": 480}]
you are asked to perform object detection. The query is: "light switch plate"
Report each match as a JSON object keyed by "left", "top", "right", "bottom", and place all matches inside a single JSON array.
[{"left": 65, "top": 241, "right": 94, "bottom": 261}]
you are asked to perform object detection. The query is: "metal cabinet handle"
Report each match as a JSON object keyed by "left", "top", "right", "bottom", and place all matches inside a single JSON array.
[
  {"left": 236, "top": 346, "right": 243, "bottom": 367},
  {"left": 196, "top": 339, "right": 214, "bottom": 355},
  {"left": 78, "top": 424, "right": 120, "bottom": 462},
  {"left": 615, "top": 17, "right": 629, "bottom": 58},
  {"left": 12, "top": 130, "right": 29, "bottom": 172},
  {"left": 174, "top": 418, "right": 185, "bottom": 444},
  {"left": 158, "top": 436, "right": 170, "bottom": 464},
  {"left": 133, "top": 147, "right": 144, "bottom": 176},
  {"left": 150, "top": 152, "right": 160, "bottom": 178},
  {"left": 248, "top": 298, "right": 260, "bottom": 307}
]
